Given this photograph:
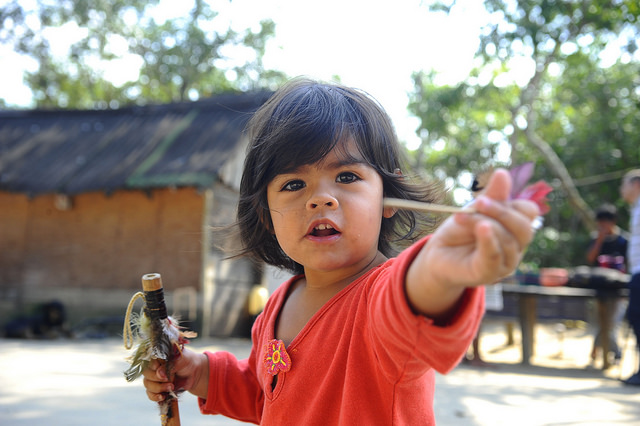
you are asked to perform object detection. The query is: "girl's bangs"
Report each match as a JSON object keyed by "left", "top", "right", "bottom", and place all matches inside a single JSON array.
[
  {"left": 255, "top": 80, "right": 386, "bottom": 184},
  {"left": 268, "top": 98, "right": 363, "bottom": 175}
]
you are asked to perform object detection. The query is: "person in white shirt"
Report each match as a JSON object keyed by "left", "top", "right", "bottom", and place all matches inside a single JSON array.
[{"left": 620, "top": 169, "right": 640, "bottom": 386}]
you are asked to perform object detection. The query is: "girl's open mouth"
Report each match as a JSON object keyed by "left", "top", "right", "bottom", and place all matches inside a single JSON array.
[{"left": 311, "top": 223, "right": 339, "bottom": 237}]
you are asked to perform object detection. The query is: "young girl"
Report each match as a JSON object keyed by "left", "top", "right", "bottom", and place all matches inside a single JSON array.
[{"left": 142, "top": 78, "right": 539, "bottom": 424}]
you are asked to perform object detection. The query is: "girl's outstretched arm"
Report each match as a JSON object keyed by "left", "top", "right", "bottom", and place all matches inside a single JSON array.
[{"left": 405, "top": 169, "right": 539, "bottom": 321}]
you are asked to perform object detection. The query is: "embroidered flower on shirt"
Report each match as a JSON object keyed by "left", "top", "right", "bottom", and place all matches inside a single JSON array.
[
  {"left": 263, "top": 339, "right": 292, "bottom": 375},
  {"left": 509, "top": 162, "right": 553, "bottom": 215}
]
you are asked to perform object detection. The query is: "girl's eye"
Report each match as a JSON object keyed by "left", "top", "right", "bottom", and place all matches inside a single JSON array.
[
  {"left": 336, "top": 172, "right": 360, "bottom": 184},
  {"left": 282, "top": 180, "right": 305, "bottom": 191}
]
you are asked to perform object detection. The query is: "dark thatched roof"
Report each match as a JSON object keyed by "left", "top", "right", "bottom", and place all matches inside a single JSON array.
[{"left": 0, "top": 91, "right": 271, "bottom": 196}]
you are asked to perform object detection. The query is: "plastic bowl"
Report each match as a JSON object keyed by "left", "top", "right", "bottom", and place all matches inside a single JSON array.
[{"left": 539, "top": 268, "right": 569, "bottom": 286}]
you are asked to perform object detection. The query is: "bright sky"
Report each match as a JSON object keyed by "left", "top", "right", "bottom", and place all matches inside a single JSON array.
[
  {"left": 211, "top": 0, "right": 489, "bottom": 149},
  {"left": 0, "top": 0, "right": 490, "bottom": 149}
]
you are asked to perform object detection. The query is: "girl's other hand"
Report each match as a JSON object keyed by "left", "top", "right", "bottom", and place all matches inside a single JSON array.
[{"left": 142, "top": 348, "right": 209, "bottom": 402}]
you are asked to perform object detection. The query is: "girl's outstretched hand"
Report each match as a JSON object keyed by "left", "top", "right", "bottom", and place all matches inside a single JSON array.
[
  {"left": 406, "top": 168, "right": 539, "bottom": 319},
  {"left": 142, "top": 348, "right": 209, "bottom": 402}
]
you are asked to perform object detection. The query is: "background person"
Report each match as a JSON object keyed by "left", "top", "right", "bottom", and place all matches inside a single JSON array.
[
  {"left": 620, "top": 169, "right": 640, "bottom": 386},
  {"left": 586, "top": 203, "right": 628, "bottom": 366}
]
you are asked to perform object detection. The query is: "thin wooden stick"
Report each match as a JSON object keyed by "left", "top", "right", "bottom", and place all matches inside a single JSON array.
[{"left": 383, "top": 198, "right": 476, "bottom": 214}]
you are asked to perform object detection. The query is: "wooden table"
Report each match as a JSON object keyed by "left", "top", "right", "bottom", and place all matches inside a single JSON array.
[{"left": 500, "top": 283, "right": 628, "bottom": 369}]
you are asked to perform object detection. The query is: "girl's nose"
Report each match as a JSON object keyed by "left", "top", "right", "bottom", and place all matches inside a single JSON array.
[{"left": 306, "top": 193, "right": 339, "bottom": 210}]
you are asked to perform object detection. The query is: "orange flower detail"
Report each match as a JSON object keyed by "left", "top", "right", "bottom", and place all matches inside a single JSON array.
[
  {"left": 515, "top": 180, "right": 553, "bottom": 215},
  {"left": 509, "top": 162, "right": 553, "bottom": 215},
  {"left": 263, "top": 339, "right": 291, "bottom": 375}
]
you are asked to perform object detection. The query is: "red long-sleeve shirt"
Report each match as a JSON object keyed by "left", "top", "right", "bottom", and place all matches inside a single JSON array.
[{"left": 199, "top": 236, "right": 485, "bottom": 425}]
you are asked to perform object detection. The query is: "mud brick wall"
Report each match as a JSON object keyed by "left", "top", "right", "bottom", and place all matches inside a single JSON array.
[{"left": 0, "top": 188, "right": 204, "bottom": 324}]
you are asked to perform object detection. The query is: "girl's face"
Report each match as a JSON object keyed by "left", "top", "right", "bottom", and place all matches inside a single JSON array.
[{"left": 266, "top": 139, "right": 394, "bottom": 278}]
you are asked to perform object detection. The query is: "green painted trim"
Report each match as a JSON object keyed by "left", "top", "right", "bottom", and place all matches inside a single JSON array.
[{"left": 127, "top": 109, "right": 200, "bottom": 184}]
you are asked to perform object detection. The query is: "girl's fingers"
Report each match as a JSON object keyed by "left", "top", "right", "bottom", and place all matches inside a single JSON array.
[
  {"left": 474, "top": 221, "right": 501, "bottom": 267},
  {"left": 147, "top": 391, "right": 164, "bottom": 402},
  {"left": 473, "top": 197, "right": 537, "bottom": 248},
  {"left": 141, "top": 359, "right": 174, "bottom": 402},
  {"left": 474, "top": 220, "right": 521, "bottom": 277},
  {"left": 510, "top": 198, "right": 540, "bottom": 222},
  {"left": 480, "top": 169, "right": 511, "bottom": 201},
  {"left": 143, "top": 377, "right": 174, "bottom": 402},
  {"left": 449, "top": 213, "right": 519, "bottom": 282},
  {"left": 141, "top": 359, "right": 168, "bottom": 381}
]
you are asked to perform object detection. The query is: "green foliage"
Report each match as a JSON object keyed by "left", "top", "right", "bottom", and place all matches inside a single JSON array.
[
  {"left": 408, "top": 70, "right": 523, "bottom": 182},
  {"left": 414, "top": 0, "right": 640, "bottom": 268},
  {"left": 0, "top": 0, "right": 287, "bottom": 109}
]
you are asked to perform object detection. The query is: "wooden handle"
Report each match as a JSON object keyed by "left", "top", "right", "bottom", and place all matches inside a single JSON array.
[
  {"left": 142, "top": 273, "right": 163, "bottom": 291},
  {"left": 141, "top": 273, "right": 181, "bottom": 426}
]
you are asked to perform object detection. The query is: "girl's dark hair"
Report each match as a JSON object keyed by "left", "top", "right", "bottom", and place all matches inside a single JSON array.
[{"left": 234, "top": 77, "right": 442, "bottom": 274}]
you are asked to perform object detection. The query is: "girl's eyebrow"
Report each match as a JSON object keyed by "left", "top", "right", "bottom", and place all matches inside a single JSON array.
[
  {"left": 277, "top": 157, "right": 367, "bottom": 177},
  {"left": 325, "top": 157, "right": 367, "bottom": 169}
]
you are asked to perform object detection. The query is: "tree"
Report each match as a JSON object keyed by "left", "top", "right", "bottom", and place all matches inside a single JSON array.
[
  {"left": 0, "top": 0, "right": 287, "bottom": 109},
  {"left": 410, "top": 0, "right": 640, "bottom": 267}
]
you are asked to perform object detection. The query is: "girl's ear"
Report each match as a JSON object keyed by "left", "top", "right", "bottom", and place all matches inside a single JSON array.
[{"left": 383, "top": 205, "right": 397, "bottom": 219}]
